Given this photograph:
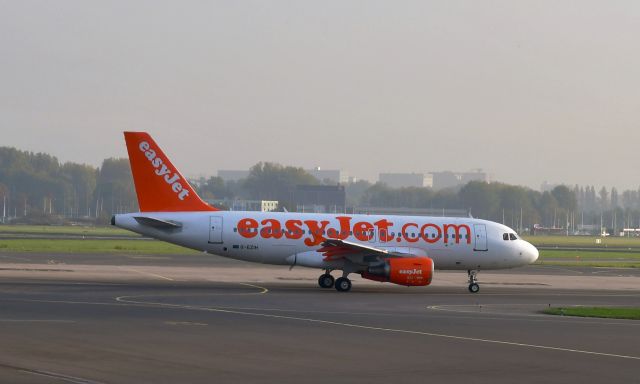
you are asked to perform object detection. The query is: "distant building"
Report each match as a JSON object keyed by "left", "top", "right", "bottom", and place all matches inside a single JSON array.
[
  {"left": 353, "top": 206, "right": 468, "bottom": 217},
  {"left": 217, "top": 170, "right": 250, "bottom": 182},
  {"left": 459, "top": 171, "right": 488, "bottom": 185},
  {"left": 431, "top": 171, "right": 461, "bottom": 190},
  {"left": 432, "top": 171, "right": 488, "bottom": 190},
  {"left": 307, "top": 167, "right": 349, "bottom": 184},
  {"left": 533, "top": 224, "right": 566, "bottom": 236},
  {"left": 378, "top": 173, "right": 433, "bottom": 188},
  {"left": 293, "top": 185, "right": 346, "bottom": 213},
  {"left": 207, "top": 199, "right": 278, "bottom": 212},
  {"left": 576, "top": 224, "right": 601, "bottom": 236},
  {"left": 540, "top": 181, "right": 559, "bottom": 192}
]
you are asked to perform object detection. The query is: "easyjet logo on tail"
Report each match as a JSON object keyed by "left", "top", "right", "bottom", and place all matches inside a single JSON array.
[{"left": 138, "top": 141, "right": 190, "bottom": 200}]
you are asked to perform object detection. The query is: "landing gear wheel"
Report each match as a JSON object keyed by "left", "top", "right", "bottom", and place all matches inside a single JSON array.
[
  {"left": 467, "top": 269, "right": 480, "bottom": 293},
  {"left": 335, "top": 277, "right": 352, "bottom": 292},
  {"left": 318, "top": 274, "right": 335, "bottom": 289}
]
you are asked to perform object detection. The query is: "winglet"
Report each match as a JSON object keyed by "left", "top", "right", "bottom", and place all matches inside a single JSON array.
[{"left": 124, "top": 132, "right": 217, "bottom": 212}]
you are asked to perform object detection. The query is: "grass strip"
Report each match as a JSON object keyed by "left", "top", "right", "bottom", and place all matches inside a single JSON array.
[
  {"left": 543, "top": 307, "right": 640, "bottom": 320},
  {"left": 0, "top": 224, "right": 136, "bottom": 237},
  {"left": 0, "top": 239, "right": 199, "bottom": 254},
  {"left": 539, "top": 250, "right": 640, "bottom": 260},
  {"left": 524, "top": 235, "right": 640, "bottom": 248},
  {"left": 534, "top": 261, "right": 640, "bottom": 268}
]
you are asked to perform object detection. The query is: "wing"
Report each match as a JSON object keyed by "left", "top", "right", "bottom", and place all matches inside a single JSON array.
[{"left": 317, "top": 238, "right": 407, "bottom": 262}]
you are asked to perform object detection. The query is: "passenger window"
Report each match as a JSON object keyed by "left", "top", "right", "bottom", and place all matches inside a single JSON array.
[
  {"left": 509, "top": 233, "right": 517, "bottom": 240},
  {"left": 503, "top": 233, "right": 509, "bottom": 241}
]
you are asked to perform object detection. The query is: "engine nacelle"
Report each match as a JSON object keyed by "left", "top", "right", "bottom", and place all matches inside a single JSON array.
[{"left": 361, "top": 257, "right": 434, "bottom": 286}]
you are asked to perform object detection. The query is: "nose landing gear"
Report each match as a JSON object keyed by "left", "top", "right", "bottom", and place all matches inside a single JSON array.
[{"left": 468, "top": 270, "right": 480, "bottom": 293}]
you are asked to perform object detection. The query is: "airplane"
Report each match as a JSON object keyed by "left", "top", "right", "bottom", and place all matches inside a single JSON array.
[{"left": 112, "top": 132, "right": 539, "bottom": 293}]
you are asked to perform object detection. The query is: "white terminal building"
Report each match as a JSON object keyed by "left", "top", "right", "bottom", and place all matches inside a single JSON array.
[
  {"left": 307, "top": 167, "right": 349, "bottom": 184},
  {"left": 207, "top": 199, "right": 279, "bottom": 212},
  {"left": 379, "top": 173, "right": 433, "bottom": 188},
  {"left": 379, "top": 171, "right": 488, "bottom": 190}
]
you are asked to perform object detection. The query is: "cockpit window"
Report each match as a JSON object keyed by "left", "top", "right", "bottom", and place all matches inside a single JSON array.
[
  {"left": 503, "top": 233, "right": 509, "bottom": 241},
  {"left": 509, "top": 233, "right": 518, "bottom": 240}
]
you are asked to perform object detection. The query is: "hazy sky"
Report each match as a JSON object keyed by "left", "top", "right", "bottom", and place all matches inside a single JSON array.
[{"left": 1, "top": 1, "right": 639, "bottom": 190}]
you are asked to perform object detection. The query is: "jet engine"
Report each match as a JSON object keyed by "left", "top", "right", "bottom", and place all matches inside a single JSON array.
[{"left": 361, "top": 257, "right": 434, "bottom": 286}]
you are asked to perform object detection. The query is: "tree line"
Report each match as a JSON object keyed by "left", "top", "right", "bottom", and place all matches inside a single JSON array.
[
  {"left": 0, "top": 147, "right": 136, "bottom": 223},
  {"left": 198, "top": 162, "right": 640, "bottom": 235},
  {"left": 351, "top": 181, "right": 640, "bottom": 234},
  {"left": 1, "top": 147, "right": 638, "bottom": 234}
]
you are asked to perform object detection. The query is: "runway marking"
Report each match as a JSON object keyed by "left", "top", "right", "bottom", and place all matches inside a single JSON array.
[
  {"left": 127, "top": 255, "right": 171, "bottom": 260},
  {"left": 423, "top": 292, "right": 640, "bottom": 298},
  {"left": 22, "top": 369, "right": 105, "bottom": 384},
  {"left": 0, "top": 362, "right": 105, "bottom": 384},
  {"left": 118, "top": 266, "right": 174, "bottom": 281},
  {"left": 115, "top": 295, "right": 640, "bottom": 361},
  {"left": 237, "top": 282, "right": 269, "bottom": 294},
  {"left": 164, "top": 321, "right": 208, "bottom": 326},
  {"left": 426, "top": 304, "right": 640, "bottom": 326},
  {"left": 171, "top": 281, "right": 270, "bottom": 295},
  {"left": 0, "top": 319, "right": 75, "bottom": 323},
  {"left": 4, "top": 298, "right": 158, "bottom": 308},
  {"left": 65, "top": 282, "right": 127, "bottom": 286},
  {"left": 176, "top": 305, "right": 408, "bottom": 317}
]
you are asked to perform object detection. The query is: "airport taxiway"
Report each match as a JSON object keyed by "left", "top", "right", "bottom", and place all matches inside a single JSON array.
[{"left": 0, "top": 252, "right": 638, "bottom": 383}]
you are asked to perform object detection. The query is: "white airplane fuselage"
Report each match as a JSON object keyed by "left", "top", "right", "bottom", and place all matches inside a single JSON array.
[
  {"left": 113, "top": 211, "right": 539, "bottom": 271},
  {"left": 114, "top": 131, "right": 539, "bottom": 292}
]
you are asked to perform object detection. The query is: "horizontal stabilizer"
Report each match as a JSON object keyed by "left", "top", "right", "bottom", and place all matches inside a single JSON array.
[{"left": 133, "top": 216, "right": 182, "bottom": 229}]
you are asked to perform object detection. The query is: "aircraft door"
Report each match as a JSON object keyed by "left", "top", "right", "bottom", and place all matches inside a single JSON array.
[
  {"left": 209, "top": 216, "right": 223, "bottom": 244},
  {"left": 473, "top": 224, "right": 488, "bottom": 251}
]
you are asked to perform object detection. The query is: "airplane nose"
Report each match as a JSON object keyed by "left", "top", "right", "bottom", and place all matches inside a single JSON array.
[{"left": 525, "top": 242, "right": 539, "bottom": 263}]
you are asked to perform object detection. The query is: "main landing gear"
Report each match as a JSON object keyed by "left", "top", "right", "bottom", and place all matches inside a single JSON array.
[
  {"left": 468, "top": 270, "right": 480, "bottom": 293},
  {"left": 318, "top": 272, "right": 335, "bottom": 289},
  {"left": 317, "top": 271, "right": 352, "bottom": 292},
  {"left": 334, "top": 277, "right": 352, "bottom": 292}
]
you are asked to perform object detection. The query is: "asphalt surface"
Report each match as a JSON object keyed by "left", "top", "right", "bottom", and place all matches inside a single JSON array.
[
  {"left": 0, "top": 253, "right": 638, "bottom": 384},
  {"left": 2, "top": 251, "right": 640, "bottom": 277}
]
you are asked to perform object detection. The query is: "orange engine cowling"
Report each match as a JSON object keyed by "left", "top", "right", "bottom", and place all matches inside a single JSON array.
[{"left": 361, "top": 257, "right": 434, "bottom": 286}]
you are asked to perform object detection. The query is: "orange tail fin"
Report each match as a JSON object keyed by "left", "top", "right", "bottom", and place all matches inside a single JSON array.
[{"left": 124, "top": 132, "right": 217, "bottom": 212}]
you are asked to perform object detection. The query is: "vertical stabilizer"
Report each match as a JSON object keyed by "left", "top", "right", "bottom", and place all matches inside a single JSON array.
[{"left": 123, "top": 132, "right": 217, "bottom": 212}]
